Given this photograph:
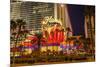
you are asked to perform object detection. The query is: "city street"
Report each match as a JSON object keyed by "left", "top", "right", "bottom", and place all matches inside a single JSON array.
[{"left": 10, "top": 0, "right": 95, "bottom": 66}]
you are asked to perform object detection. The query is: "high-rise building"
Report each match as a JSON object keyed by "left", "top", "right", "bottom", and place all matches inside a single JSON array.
[
  {"left": 10, "top": 1, "right": 22, "bottom": 19},
  {"left": 84, "top": 6, "right": 95, "bottom": 44},
  {"left": 11, "top": 1, "right": 72, "bottom": 32},
  {"left": 10, "top": 0, "right": 22, "bottom": 2},
  {"left": 11, "top": 2, "right": 55, "bottom": 30},
  {"left": 55, "top": 4, "right": 72, "bottom": 31}
]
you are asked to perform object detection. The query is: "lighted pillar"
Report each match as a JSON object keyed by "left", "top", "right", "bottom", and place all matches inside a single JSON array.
[
  {"left": 84, "top": 15, "right": 89, "bottom": 38},
  {"left": 54, "top": 3, "right": 57, "bottom": 19},
  {"left": 57, "top": 4, "right": 72, "bottom": 31}
]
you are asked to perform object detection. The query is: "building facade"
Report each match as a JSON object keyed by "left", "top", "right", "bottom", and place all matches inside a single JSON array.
[
  {"left": 84, "top": 6, "right": 95, "bottom": 44},
  {"left": 11, "top": 1, "right": 72, "bottom": 32}
]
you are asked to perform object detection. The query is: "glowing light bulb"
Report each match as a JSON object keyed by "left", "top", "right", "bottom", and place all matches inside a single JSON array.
[{"left": 61, "top": 4, "right": 64, "bottom": 7}]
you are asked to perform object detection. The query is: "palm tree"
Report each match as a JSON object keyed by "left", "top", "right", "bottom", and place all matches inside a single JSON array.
[
  {"left": 10, "top": 19, "right": 16, "bottom": 41},
  {"left": 11, "top": 19, "right": 26, "bottom": 66},
  {"left": 35, "top": 31, "right": 43, "bottom": 52},
  {"left": 10, "top": 19, "right": 17, "bottom": 66},
  {"left": 66, "top": 27, "right": 71, "bottom": 39},
  {"left": 10, "top": 19, "right": 17, "bottom": 39},
  {"left": 11, "top": 19, "right": 26, "bottom": 40},
  {"left": 16, "top": 19, "right": 26, "bottom": 33},
  {"left": 10, "top": 20, "right": 17, "bottom": 32},
  {"left": 13, "top": 19, "right": 26, "bottom": 47},
  {"left": 10, "top": 19, "right": 17, "bottom": 67}
]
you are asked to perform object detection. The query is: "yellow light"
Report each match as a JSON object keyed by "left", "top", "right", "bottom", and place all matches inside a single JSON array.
[
  {"left": 42, "top": 21, "right": 45, "bottom": 24},
  {"left": 61, "top": 4, "right": 64, "bottom": 7}
]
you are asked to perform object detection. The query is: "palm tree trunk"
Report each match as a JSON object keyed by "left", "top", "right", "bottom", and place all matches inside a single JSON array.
[
  {"left": 12, "top": 26, "right": 21, "bottom": 66},
  {"left": 38, "top": 39, "right": 41, "bottom": 54}
]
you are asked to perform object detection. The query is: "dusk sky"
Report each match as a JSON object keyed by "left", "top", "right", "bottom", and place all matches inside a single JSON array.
[{"left": 67, "top": 4, "right": 85, "bottom": 36}]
